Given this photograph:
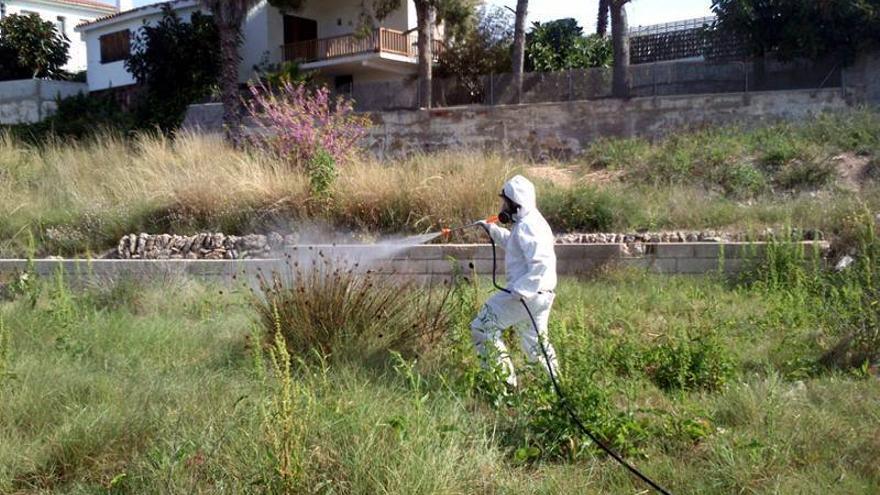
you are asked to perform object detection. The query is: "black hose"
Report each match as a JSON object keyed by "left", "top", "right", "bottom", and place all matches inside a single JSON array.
[{"left": 478, "top": 223, "right": 673, "bottom": 495}]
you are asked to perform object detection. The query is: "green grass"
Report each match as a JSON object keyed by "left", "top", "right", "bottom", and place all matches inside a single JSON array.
[{"left": 1, "top": 264, "right": 878, "bottom": 494}]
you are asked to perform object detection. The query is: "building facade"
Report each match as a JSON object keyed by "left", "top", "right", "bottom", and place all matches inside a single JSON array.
[
  {"left": 76, "top": 0, "right": 434, "bottom": 93},
  {"left": 1, "top": 0, "right": 120, "bottom": 73}
]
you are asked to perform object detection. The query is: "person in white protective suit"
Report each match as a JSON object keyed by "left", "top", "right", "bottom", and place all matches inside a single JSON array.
[{"left": 472, "top": 175, "right": 559, "bottom": 388}]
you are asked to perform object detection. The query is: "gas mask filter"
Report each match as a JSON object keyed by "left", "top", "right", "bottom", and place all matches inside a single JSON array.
[{"left": 498, "top": 192, "right": 519, "bottom": 224}]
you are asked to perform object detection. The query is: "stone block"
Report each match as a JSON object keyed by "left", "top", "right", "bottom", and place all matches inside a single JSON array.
[
  {"left": 653, "top": 244, "right": 695, "bottom": 258},
  {"left": 675, "top": 258, "right": 726, "bottom": 274},
  {"left": 555, "top": 244, "right": 622, "bottom": 260},
  {"left": 556, "top": 259, "right": 597, "bottom": 274}
]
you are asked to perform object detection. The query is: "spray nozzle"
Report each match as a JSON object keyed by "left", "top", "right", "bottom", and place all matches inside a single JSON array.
[
  {"left": 485, "top": 215, "right": 500, "bottom": 224},
  {"left": 441, "top": 228, "right": 452, "bottom": 238}
]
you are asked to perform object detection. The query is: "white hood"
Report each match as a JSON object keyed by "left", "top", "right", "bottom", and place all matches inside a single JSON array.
[
  {"left": 486, "top": 174, "right": 556, "bottom": 299},
  {"left": 502, "top": 175, "right": 537, "bottom": 218}
]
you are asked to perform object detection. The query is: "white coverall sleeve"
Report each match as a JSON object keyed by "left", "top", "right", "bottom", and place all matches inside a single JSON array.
[
  {"left": 486, "top": 223, "right": 511, "bottom": 246},
  {"left": 508, "top": 224, "right": 550, "bottom": 300}
]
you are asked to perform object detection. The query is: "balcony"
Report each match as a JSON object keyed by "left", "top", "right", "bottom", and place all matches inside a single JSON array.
[{"left": 282, "top": 28, "right": 443, "bottom": 64}]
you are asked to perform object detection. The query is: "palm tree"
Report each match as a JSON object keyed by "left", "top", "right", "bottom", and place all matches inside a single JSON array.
[
  {"left": 511, "top": 0, "right": 528, "bottom": 103},
  {"left": 200, "top": 0, "right": 259, "bottom": 144},
  {"left": 413, "top": 0, "right": 436, "bottom": 108},
  {"left": 610, "top": 0, "right": 631, "bottom": 98},
  {"left": 596, "top": 0, "right": 610, "bottom": 36}
]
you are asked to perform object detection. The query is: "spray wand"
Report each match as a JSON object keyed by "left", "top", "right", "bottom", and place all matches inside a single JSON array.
[{"left": 440, "top": 215, "right": 500, "bottom": 239}]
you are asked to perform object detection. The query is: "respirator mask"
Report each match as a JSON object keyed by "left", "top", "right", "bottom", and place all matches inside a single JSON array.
[{"left": 498, "top": 192, "right": 519, "bottom": 224}]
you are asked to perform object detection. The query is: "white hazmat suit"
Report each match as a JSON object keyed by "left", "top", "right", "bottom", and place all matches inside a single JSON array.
[{"left": 471, "top": 175, "right": 559, "bottom": 387}]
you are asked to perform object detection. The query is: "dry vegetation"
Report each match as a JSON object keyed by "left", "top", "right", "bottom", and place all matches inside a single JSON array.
[{"left": 2, "top": 110, "right": 880, "bottom": 256}]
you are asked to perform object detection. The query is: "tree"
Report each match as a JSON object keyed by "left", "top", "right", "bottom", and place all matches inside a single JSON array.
[
  {"left": 610, "top": 0, "right": 631, "bottom": 98},
  {"left": 436, "top": 6, "right": 512, "bottom": 103},
  {"left": 126, "top": 5, "right": 220, "bottom": 131},
  {"left": 711, "top": 0, "right": 880, "bottom": 65},
  {"left": 414, "top": 0, "right": 437, "bottom": 108},
  {"left": 526, "top": 19, "right": 611, "bottom": 72},
  {"left": 511, "top": 0, "right": 528, "bottom": 103},
  {"left": 596, "top": 0, "right": 610, "bottom": 36},
  {"left": 0, "top": 13, "right": 69, "bottom": 81},
  {"left": 199, "top": 0, "right": 260, "bottom": 144}
]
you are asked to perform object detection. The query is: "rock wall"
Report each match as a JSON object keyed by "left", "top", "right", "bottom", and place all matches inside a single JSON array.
[
  {"left": 364, "top": 88, "right": 847, "bottom": 160},
  {"left": 0, "top": 79, "right": 88, "bottom": 125},
  {"left": 115, "top": 232, "right": 297, "bottom": 260}
]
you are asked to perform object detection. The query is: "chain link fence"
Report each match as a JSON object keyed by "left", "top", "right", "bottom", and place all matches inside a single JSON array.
[{"left": 343, "top": 56, "right": 843, "bottom": 112}]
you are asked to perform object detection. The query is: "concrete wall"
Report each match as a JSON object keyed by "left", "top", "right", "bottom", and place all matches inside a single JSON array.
[
  {"left": 364, "top": 88, "right": 848, "bottom": 160},
  {"left": 0, "top": 78, "right": 88, "bottom": 124},
  {"left": 0, "top": 241, "right": 828, "bottom": 287},
  {"left": 842, "top": 51, "right": 880, "bottom": 107},
  {"left": 6, "top": 0, "right": 116, "bottom": 72}
]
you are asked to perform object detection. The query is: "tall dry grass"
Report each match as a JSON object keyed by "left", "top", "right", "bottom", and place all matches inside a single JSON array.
[
  {"left": 0, "top": 130, "right": 515, "bottom": 255},
  {"left": 4, "top": 110, "right": 880, "bottom": 256}
]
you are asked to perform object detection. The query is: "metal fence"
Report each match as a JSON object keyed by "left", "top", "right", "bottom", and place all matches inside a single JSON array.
[
  {"left": 341, "top": 57, "right": 843, "bottom": 112},
  {"left": 629, "top": 16, "right": 748, "bottom": 64}
]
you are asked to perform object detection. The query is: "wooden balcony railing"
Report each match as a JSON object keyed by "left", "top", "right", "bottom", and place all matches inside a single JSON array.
[{"left": 282, "top": 28, "right": 443, "bottom": 64}]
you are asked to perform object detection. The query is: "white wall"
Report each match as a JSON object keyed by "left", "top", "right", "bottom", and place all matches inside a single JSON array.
[
  {"left": 80, "top": 4, "right": 199, "bottom": 91},
  {"left": 287, "top": 0, "right": 411, "bottom": 39},
  {"left": 5, "top": 0, "right": 116, "bottom": 73}
]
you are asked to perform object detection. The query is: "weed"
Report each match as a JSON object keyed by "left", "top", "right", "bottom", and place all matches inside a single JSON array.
[
  {"left": 252, "top": 253, "right": 452, "bottom": 362},
  {"left": 307, "top": 147, "right": 337, "bottom": 197},
  {"left": 261, "top": 314, "right": 309, "bottom": 492},
  {"left": 541, "top": 185, "right": 632, "bottom": 232},
  {"left": 0, "top": 315, "right": 8, "bottom": 386},
  {"left": 646, "top": 331, "right": 735, "bottom": 392}
]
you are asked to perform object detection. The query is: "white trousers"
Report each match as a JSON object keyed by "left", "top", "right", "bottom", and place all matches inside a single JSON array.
[{"left": 470, "top": 291, "right": 559, "bottom": 387}]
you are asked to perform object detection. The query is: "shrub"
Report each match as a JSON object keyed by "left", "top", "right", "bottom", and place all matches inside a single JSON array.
[
  {"left": 540, "top": 185, "right": 631, "bottom": 232},
  {"left": 646, "top": 332, "right": 735, "bottom": 391},
  {"left": 306, "top": 148, "right": 336, "bottom": 197},
  {"left": 252, "top": 252, "right": 452, "bottom": 362},
  {"left": 244, "top": 81, "right": 371, "bottom": 169},
  {"left": 773, "top": 158, "right": 836, "bottom": 191},
  {"left": 126, "top": 5, "right": 221, "bottom": 131},
  {"left": 820, "top": 212, "right": 880, "bottom": 369},
  {"left": 719, "top": 162, "right": 768, "bottom": 197}
]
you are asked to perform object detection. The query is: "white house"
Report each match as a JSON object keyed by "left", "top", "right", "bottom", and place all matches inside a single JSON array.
[
  {"left": 1, "top": 0, "right": 120, "bottom": 72},
  {"left": 76, "top": 0, "right": 436, "bottom": 93}
]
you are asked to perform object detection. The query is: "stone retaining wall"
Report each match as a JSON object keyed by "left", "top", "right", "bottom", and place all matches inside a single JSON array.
[
  {"left": 365, "top": 89, "right": 847, "bottom": 160},
  {"left": 0, "top": 242, "right": 829, "bottom": 286}
]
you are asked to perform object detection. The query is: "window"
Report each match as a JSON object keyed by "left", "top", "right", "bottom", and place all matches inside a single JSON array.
[
  {"left": 334, "top": 75, "right": 353, "bottom": 95},
  {"left": 99, "top": 29, "right": 130, "bottom": 64},
  {"left": 55, "top": 16, "right": 66, "bottom": 34}
]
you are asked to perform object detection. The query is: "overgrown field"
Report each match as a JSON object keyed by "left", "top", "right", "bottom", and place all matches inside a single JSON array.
[
  {"left": 2, "top": 230, "right": 879, "bottom": 492},
  {"left": 2, "top": 110, "right": 880, "bottom": 257}
]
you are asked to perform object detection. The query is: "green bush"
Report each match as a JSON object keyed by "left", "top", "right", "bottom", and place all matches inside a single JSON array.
[
  {"left": 540, "top": 185, "right": 631, "bottom": 232},
  {"left": 720, "top": 162, "right": 768, "bottom": 197},
  {"left": 773, "top": 158, "right": 836, "bottom": 191},
  {"left": 647, "top": 332, "right": 735, "bottom": 391},
  {"left": 307, "top": 148, "right": 337, "bottom": 197}
]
